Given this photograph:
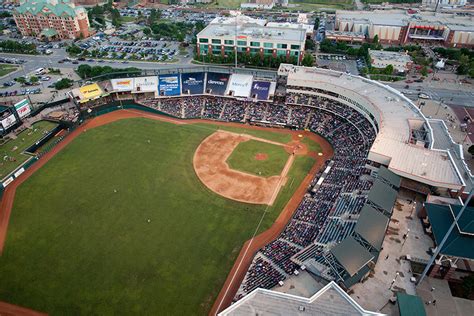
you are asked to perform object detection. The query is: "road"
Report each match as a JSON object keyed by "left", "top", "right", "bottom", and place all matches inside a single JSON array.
[
  {"left": 387, "top": 81, "right": 474, "bottom": 107},
  {"left": 354, "top": 0, "right": 364, "bottom": 10},
  {"left": 2, "top": 51, "right": 473, "bottom": 107},
  {"left": 0, "top": 49, "right": 194, "bottom": 84}
]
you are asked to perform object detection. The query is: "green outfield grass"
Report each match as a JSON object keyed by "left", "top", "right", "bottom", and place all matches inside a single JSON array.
[
  {"left": 0, "top": 121, "right": 57, "bottom": 179},
  {"left": 0, "top": 117, "right": 318, "bottom": 315},
  {"left": 227, "top": 140, "right": 289, "bottom": 177},
  {"left": 302, "top": 136, "right": 323, "bottom": 153}
]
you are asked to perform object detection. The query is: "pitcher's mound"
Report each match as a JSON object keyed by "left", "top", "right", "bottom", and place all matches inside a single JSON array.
[{"left": 255, "top": 153, "right": 268, "bottom": 161}]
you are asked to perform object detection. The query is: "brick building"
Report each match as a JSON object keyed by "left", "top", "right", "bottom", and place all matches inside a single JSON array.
[{"left": 13, "top": 0, "right": 91, "bottom": 40}]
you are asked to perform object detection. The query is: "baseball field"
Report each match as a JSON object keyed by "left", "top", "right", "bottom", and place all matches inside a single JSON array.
[{"left": 0, "top": 112, "right": 323, "bottom": 315}]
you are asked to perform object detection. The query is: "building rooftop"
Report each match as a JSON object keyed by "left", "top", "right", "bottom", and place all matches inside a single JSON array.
[
  {"left": 330, "top": 236, "right": 375, "bottom": 277},
  {"left": 281, "top": 65, "right": 469, "bottom": 191},
  {"left": 426, "top": 203, "right": 474, "bottom": 260},
  {"left": 336, "top": 10, "right": 474, "bottom": 32},
  {"left": 219, "top": 281, "right": 382, "bottom": 315},
  {"left": 15, "top": 0, "right": 85, "bottom": 17},
  {"left": 198, "top": 22, "right": 306, "bottom": 42},
  {"left": 369, "top": 49, "right": 412, "bottom": 64},
  {"left": 199, "top": 15, "right": 307, "bottom": 43}
]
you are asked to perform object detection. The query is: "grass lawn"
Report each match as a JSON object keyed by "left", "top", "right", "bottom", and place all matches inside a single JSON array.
[
  {"left": 302, "top": 136, "right": 322, "bottom": 153},
  {"left": 0, "top": 121, "right": 57, "bottom": 179},
  {"left": 120, "top": 16, "right": 137, "bottom": 23},
  {"left": 0, "top": 64, "right": 18, "bottom": 77},
  {"left": 219, "top": 126, "right": 292, "bottom": 143},
  {"left": 0, "top": 117, "right": 317, "bottom": 315},
  {"left": 288, "top": 0, "right": 353, "bottom": 10},
  {"left": 227, "top": 140, "right": 289, "bottom": 177}
]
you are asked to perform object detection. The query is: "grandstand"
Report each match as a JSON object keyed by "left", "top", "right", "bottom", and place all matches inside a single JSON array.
[{"left": 63, "top": 64, "right": 473, "bottom": 309}]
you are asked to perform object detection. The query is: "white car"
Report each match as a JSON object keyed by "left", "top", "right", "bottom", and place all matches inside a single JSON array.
[{"left": 418, "top": 93, "right": 431, "bottom": 99}]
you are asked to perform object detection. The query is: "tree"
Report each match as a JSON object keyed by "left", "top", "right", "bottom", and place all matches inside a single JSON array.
[
  {"left": 373, "top": 35, "right": 379, "bottom": 45},
  {"left": 30, "top": 76, "right": 39, "bottom": 84},
  {"left": 66, "top": 44, "right": 82, "bottom": 56},
  {"left": 76, "top": 64, "right": 92, "bottom": 79},
  {"left": 305, "top": 38, "right": 315, "bottom": 51},
  {"left": 54, "top": 78, "right": 73, "bottom": 90},
  {"left": 420, "top": 66, "right": 428, "bottom": 77},
  {"left": 301, "top": 54, "right": 315, "bottom": 67},
  {"left": 384, "top": 64, "right": 394, "bottom": 75},
  {"left": 16, "top": 77, "right": 27, "bottom": 85},
  {"left": 143, "top": 27, "right": 152, "bottom": 36}
]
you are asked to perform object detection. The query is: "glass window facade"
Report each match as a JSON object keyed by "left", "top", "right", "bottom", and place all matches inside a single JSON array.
[
  {"left": 250, "top": 41, "right": 260, "bottom": 47},
  {"left": 291, "top": 44, "right": 300, "bottom": 50},
  {"left": 224, "top": 40, "right": 234, "bottom": 45},
  {"left": 237, "top": 40, "right": 247, "bottom": 46},
  {"left": 263, "top": 42, "right": 273, "bottom": 48},
  {"left": 212, "top": 39, "right": 221, "bottom": 44},
  {"left": 277, "top": 43, "right": 287, "bottom": 49},
  {"left": 199, "top": 38, "right": 208, "bottom": 43}
]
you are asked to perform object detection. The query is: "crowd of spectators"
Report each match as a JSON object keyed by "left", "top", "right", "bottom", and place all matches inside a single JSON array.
[
  {"left": 80, "top": 90, "right": 380, "bottom": 298},
  {"left": 237, "top": 92, "right": 377, "bottom": 298}
]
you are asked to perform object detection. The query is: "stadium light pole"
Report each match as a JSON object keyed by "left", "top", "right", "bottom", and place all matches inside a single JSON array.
[{"left": 417, "top": 189, "right": 474, "bottom": 286}]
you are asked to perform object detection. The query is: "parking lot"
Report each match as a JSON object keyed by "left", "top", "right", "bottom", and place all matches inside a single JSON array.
[
  {"left": 316, "top": 54, "right": 360, "bottom": 75},
  {"left": 77, "top": 36, "right": 182, "bottom": 62}
]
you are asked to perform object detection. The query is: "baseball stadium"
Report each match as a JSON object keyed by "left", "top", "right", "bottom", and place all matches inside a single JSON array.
[{"left": 0, "top": 64, "right": 471, "bottom": 315}]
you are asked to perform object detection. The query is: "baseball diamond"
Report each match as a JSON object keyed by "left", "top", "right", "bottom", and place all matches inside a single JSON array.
[{"left": 0, "top": 110, "right": 326, "bottom": 315}]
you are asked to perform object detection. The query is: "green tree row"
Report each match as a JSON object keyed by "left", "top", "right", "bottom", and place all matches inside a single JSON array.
[
  {"left": 76, "top": 64, "right": 140, "bottom": 79},
  {"left": 194, "top": 51, "right": 314, "bottom": 69},
  {"left": 0, "top": 40, "right": 37, "bottom": 54}
]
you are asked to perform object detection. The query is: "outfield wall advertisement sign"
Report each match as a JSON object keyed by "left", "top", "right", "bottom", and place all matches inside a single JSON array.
[
  {"left": 133, "top": 76, "right": 158, "bottom": 93},
  {"left": 158, "top": 74, "right": 180, "bottom": 96},
  {"left": 14, "top": 99, "right": 31, "bottom": 119},
  {"left": 1, "top": 113, "right": 17, "bottom": 129},
  {"left": 227, "top": 74, "right": 253, "bottom": 97},
  {"left": 206, "top": 72, "right": 229, "bottom": 96},
  {"left": 181, "top": 73, "right": 205, "bottom": 95},
  {"left": 250, "top": 81, "right": 271, "bottom": 100},
  {"left": 111, "top": 78, "right": 133, "bottom": 92},
  {"left": 79, "top": 83, "right": 103, "bottom": 101}
]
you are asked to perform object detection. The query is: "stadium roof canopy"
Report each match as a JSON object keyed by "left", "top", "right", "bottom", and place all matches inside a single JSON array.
[
  {"left": 396, "top": 293, "right": 427, "bottom": 316},
  {"left": 378, "top": 165, "right": 401, "bottom": 189},
  {"left": 219, "top": 281, "right": 382, "bottom": 316},
  {"left": 280, "top": 65, "right": 469, "bottom": 192},
  {"left": 425, "top": 203, "right": 474, "bottom": 260},
  {"left": 330, "top": 236, "right": 374, "bottom": 277},
  {"left": 354, "top": 205, "right": 390, "bottom": 251},
  {"left": 367, "top": 179, "right": 398, "bottom": 216}
]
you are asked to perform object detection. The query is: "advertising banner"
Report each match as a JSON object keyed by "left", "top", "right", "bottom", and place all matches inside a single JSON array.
[
  {"left": 111, "top": 78, "right": 133, "bottom": 92},
  {"left": 181, "top": 73, "right": 205, "bottom": 95},
  {"left": 206, "top": 72, "right": 229, "bottom": 96},
  {"left": 79, "top": 83, "right": 103, "bottom": 100},
  {"left": 133, "top": 76, "right": 158, "bottom": 93},
  {"left": 158, "top": 74, "right": 181, "bottom": 96},
  {"left": 1, "top": 113, "right": 17, "bottom": 129},
  {"left": 227, "top": 74, "right": 253, "bottom": 97},
  {"left": 14, "top": 99, "right": 31, "bottom": 119},
  {"left": 250, "top": 81, "right": 271, "bottom": 100}
]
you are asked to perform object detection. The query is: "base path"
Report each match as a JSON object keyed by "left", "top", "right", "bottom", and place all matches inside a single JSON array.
[
  {"left": 0, "top": 108, "right": 333, "bottom": 315},
  {"left": 193, "top": 130, "right": 293, "bottom": 205},
  {"left": 209, "top": 131, "right": 333, "bottom": 316}
]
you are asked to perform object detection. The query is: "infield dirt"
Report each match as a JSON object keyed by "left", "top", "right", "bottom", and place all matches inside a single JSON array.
[{"left": 0, "top": 109, "right": 333, "bottom": 315}]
